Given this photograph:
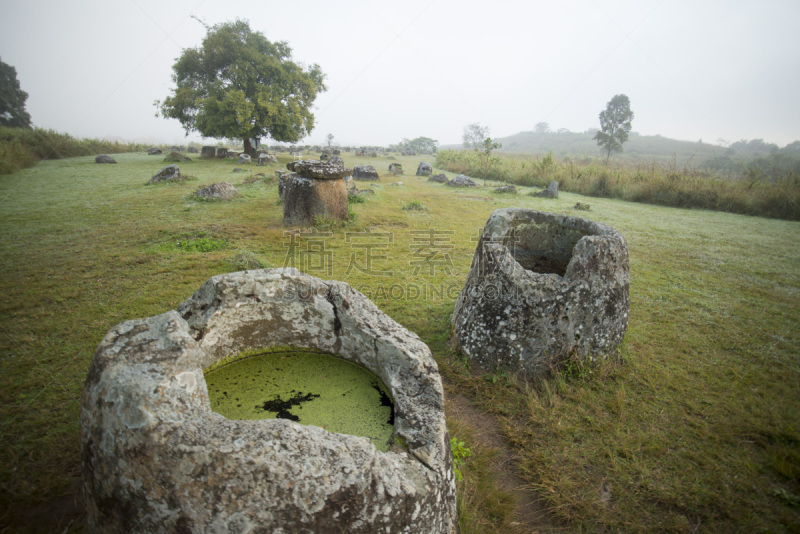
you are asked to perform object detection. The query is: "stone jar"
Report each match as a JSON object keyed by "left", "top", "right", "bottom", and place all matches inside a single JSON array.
[
  {"left": 282, "top": 160, "right": 352, "bottom": 226},
  {"left": 452, "top": 208, "right": 630, "bottom": 378},
  {"left": 81, "top": 269, "right": 458, "bottom": 533}
]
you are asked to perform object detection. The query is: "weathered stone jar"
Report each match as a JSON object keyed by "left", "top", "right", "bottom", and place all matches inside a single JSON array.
[
  {"left": 283, "top": 160, "right": 351, "bottom": 225},
  {"left": 452, "top": 208, "right": 629, "bottom": 378},
  {"left": 81, "top": 269, "right": 457, "bottom": 533}
]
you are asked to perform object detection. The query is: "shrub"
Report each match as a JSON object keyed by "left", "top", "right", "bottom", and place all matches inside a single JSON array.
[
  {"left": 402, "top": 200, "right": 426, "bottom": 211},
  {"left": 435, "top": 149, "right": 800, "bottom": 220},
  {"left": 0, "top": 126, "right": 146, "bottom": 175}
]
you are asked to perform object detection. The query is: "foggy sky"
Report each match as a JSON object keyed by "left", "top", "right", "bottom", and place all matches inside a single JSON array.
[{"left": 1, "top": 0, "right": 798, "bottom": 148}]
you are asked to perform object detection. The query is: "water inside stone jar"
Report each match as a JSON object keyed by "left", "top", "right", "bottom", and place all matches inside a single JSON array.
[{"left": 204, "top": 349, "right": 394, "bottom": 452}]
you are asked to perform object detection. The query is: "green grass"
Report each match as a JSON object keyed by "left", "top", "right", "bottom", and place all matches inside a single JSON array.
[{"left": 1, "top": 151, "right": 798, "bottom": 532}]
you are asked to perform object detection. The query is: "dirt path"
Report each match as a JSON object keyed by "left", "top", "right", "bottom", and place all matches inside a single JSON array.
[{"left": 445, "top": 385, "right": 564, "bottom": 533}]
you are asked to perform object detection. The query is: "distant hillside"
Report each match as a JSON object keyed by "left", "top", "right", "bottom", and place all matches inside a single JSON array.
[
  {"left": 443, "top": 130, "right": 798, "bottom": 168},
  {"left": 495, "top": 131, "right": 728, "bottom": 164}
]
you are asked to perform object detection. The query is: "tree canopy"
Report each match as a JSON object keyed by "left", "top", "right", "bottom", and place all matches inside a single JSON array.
[
  {"left": 157, "top": 20, "right": 326, "bottom": 153},
  {"left": 395, "top": 136, "right": 438, "bottom": 154},
  {"left": 462, "top": 122, "right": 489, "bottom": 151},
  {"left": 594, "top": 94, "right": 633, "bottom": 162},
  {"left": 0, "top": 58, "right": 32, "bottom": 129}
]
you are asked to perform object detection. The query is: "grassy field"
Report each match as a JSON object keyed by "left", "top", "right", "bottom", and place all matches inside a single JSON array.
[
  {"left": 1, "top": 151, "right": 798, "bottom": 532},
  {"left": 436, "top": 149, "right": 800, "bottom": 221}
]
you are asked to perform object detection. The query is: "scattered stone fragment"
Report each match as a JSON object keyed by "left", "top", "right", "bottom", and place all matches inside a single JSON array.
[
  {"left": 238, "top": 154, "right": 251, "bottom": 165},
  {"left": 95, "top": 154, "right": 116, "bottom": 164},
  {"left": 257, "top": 153, "right": 278, "bottom": 165},
  {"left": 534, "top": 180, "right": 559, "bottom": 198},
  {"left": 352, "top": 165, "right": 380, "bottom": 181},
  {"left": 446, "top": 174, "right": 478, "bottom": 187},
  {"left": 493, "top": 185, "right": 517, "bottom": 194},
  {"left": 163, "top": 151, "right": 183, "bottom": 162},
  {"left": 146, "top": 164, "right": 181, "bottom": 184},
  {"left": 147, "top": 147, "right": 162, "bottom": 155},
  {"left": 429, "top": 174, "right": 448, "bottom": 184},
  {"left": 192, "top": 182, "right": 240, "bottom": 200},
  {"left": 574, "top": 202, "right": 591, "bottom": 211},
  {"left": 389, "top": 163, "right": 403, "bottom": 175}
]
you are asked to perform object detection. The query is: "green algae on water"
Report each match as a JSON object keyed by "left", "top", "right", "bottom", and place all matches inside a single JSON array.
[{"left": 204, "top": 349, "right": 395, "bottom": 452}]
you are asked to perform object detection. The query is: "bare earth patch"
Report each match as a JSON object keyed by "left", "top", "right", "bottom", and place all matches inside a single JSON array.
[{"left": 445, "top": 383, "right": 564, "bottom": 532}]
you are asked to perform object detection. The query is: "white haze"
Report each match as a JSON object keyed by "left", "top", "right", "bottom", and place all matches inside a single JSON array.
[{"left": 0, "top": 0, "right": 798, "bottom": 148}]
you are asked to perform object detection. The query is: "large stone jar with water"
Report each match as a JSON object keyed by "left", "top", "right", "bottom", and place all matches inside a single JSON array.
[{"left": 80, "top": 268, "right": 457, "bottom": 533}]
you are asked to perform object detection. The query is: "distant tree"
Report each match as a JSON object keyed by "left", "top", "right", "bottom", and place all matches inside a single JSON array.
[
  {"left": 397, "top": 136, "right": 438, "bottom": 154},
  {"left": 781, "top": 140, "right": 800, "bottom": 154},
  {"left": 534, "top": 122, "right": 550, "bottom": 134},
  {"left": 556, "top": 128, "right": 571, "bottom": 134},
  {"left": 478, "top": 136, "right": 502, "bottom": 185},
  {"left": 729, "top": 139, "right": 779, "bottom": 154},
  {"left": 326, "top": 133, "right": 334, "bottom": 148},
  {"left": 0, "top": 58, "right": 32, "bottom": 128},
  {"left": 157, "top": 20, "right": 326, "bottom": 155},
  {"left": 462, "top": 122, "right": 489, "bottom": 151},
  {"left": 593, "top": 94, "right": 634, "bottom": 163}
]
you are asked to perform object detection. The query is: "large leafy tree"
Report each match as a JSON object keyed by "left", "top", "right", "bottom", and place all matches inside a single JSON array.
[
  {"left": 594, "top": 94, "right": 633, "bottom": 163},
  {"left": 0, "top": 58, "right": 32, "bottom": 128},
  {"left": 158, "top": 20, "right": 326, "bottom": 154}
]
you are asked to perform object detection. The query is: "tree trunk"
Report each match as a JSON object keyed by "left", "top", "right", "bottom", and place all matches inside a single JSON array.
[{"left": 243, "top": 138, "right": 256, "bottom": 157}]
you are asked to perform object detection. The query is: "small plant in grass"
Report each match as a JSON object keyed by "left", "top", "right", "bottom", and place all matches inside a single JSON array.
[
  {"left": 450, "top": 437, "right": 472, "bottom": 482},
  {"left": 226, "top": 250, "right": 268, "bottom": 271},
  {"left": 772, "top": 488, "right": 800, "bottom": 507},
  {"left": 557, "top": 354, "right": 595, "bottom": 382},
  {"left": 482, "top": 369, "right": 509, "bottom": 385},
  {"left": 154, "top": 232, "right": 228, "bottom": 253},
  {"left": 176, "top": 236, "right": 228, "bottom": 252},
  {"left": 348, "top": 192, "right": 366, "bottom": 204},
  {"left": 402, "top": 200, "right": 426, "bottom": 211},
  {"left": 312, "top": 208, "right": 358, "bottom": 229}
]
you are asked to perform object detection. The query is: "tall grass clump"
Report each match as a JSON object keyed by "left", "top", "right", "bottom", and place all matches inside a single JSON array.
[
  {"left": 0, "top": 126, "right": 146, "bottom": 175},
  {"left": 436, "top": 149, "right": 800, "bottom": 220}
]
